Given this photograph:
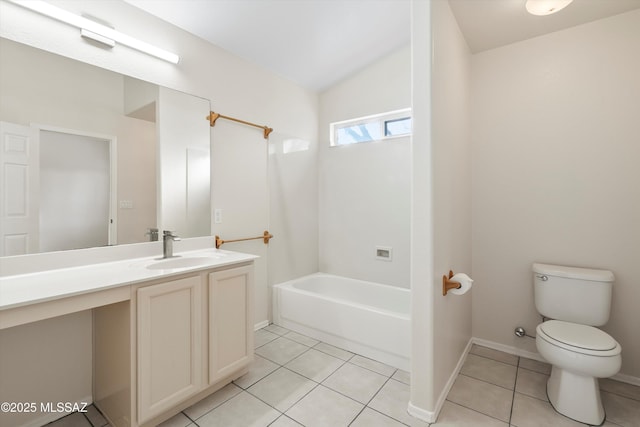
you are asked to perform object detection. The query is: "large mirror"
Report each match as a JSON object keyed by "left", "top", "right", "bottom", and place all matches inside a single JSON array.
[{"left": 0, "top": 37, "right": 211, "bottom": 256}]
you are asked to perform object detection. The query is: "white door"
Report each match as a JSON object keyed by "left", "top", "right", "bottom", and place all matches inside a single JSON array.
[{"left": 0, "top": 121, "right": 39, "bottom": 256}]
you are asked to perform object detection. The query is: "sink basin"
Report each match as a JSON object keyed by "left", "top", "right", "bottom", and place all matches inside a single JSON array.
[{"left": 146, "top": 256, "right": 220, "bottom": 270}]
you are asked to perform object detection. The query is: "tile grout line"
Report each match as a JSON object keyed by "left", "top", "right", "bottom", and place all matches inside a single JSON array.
[
  {"left": 50, "top": 333, "right": 640, "bottom": 427},
  {"left": 244, "top": 341, "right": 324, "bottom": 425},
  {"left": 182, "top": 409, "right": 197, "bottom": 426},
  {"left": 242, "top": 371, "right": 320, "bottom": 424},
  {"left": 311, "top": 341, "right": 356, "bottom": 363},
  {"left": 441, "top": 349, "right": 519, "bottom": 425},
  {"left": 508, "top": 355, "right": 521, "bottom": 425},
  {"left": 353, "top": 376, "right": 413, "bottom": 426},
  {"left": 441, "top": 399, "right": 510, "bottom": 425},
  {"left": 471, "top": 345, "right": 640, "bottom": 426},
  {"left": 456, "top": 372, "right": 518, "bottom": 393},
  {"left": 599, "top": 386, "right": 640, "bottom": 403},
  {"left": 468, "top": 350, "right": 519, "bottom": 368},
  {"left": 183, "top": 385, "right": 242, "bottom": 426},
  {"left": 250, "top": 330, "right": 404, "bottom": 426},
  {"left": 254, "top": 337, "right": 408, "bottom": 426},
  {"left": 346, "top": 375, "right": 391, "bottom": 427}
]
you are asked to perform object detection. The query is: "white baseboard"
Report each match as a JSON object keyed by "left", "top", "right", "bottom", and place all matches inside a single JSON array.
[
  {"left": 471, "top": 337, "right": 640, "bottom": 387},
  {"left": 407, "top": 401, "right": 436, "bottom": 423},
  {"left": 471, "top": 337, "right": 545, "bottom": 362},
  {"left": 407, "top": 338, "right": 474, "bottom": 424},
  {"left": 611, "top": 371, "right": 640, "bottom": 387},
  {"left": 254, "top": 320, "right": 270, "bottom": 331}
]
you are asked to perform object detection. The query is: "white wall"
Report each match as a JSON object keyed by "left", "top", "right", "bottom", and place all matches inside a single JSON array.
[
  {"left": 318, "top": 46, "right": 411, "bottom": 287},
  {"left": 471, "top": 10, "right": 640, "bottom": 379},
  {"left": 211, "top": 122, "right": 271, "bottom": 325},
  {"left": 410, "top": 0, "right": 435, "bottom": 418},
  {"left": 268, "top": 132, "right": 319, "bottom": 287},
  {"left": 431, "top": 0, "right": 473, "bottom": 412},
  {"left": 0, "top": 1, "right": 318, "bottom": 425},
  {"left": 410, "top": 0, "right": 472, "bottom": 420}
]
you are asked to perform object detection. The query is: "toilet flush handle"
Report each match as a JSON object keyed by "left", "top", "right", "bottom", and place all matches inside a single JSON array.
[{"left": 536, "top": 274, "right": 548, "bottom": 281}]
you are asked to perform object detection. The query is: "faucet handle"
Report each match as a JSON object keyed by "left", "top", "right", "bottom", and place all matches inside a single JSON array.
[
  {"left": 163, "top": 230, "right": 181, "bottom": 240},
  {"left": 146, "top": 228, "right": 159, "bottom": 241}
]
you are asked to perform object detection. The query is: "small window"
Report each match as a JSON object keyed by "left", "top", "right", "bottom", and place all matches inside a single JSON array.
[
  {"left": 384, "top": 117, "right": 412, "bottom": 137},
  {"left": 330, "top": 108, "right": 412, "bottom": 146}
]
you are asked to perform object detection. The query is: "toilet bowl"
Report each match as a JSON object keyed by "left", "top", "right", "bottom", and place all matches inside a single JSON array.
[
  {"left": 532, "top": 263, "right": 622, "bottom": 424},
  {"left": 536, "top": 320, "right": 622, "bottom": 425}
]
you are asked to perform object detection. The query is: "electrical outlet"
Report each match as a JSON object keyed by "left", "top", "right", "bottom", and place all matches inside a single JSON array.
[
  {"left": 375, "top": 246, "right": 392, "bottom": 261},
  {"left": 214, "top": 208, "right": 222, "bottom": 224}
]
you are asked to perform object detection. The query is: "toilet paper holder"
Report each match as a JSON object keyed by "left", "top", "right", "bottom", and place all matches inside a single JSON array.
[
  {"left": 443, "top": 270, "right": 474, "bottom": 296},
  {"left": 443, "top": 270, "right": 461, "bottom": 296}
]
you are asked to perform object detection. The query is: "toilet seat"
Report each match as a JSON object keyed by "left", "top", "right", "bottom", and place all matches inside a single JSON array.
[{"left": 538, "top": 320, "right": 621, "bottom": 357}]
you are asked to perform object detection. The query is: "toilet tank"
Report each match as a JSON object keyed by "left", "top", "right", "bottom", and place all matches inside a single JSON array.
[{"left": 533, "top": 263, "right": 614, "bottom": 326}]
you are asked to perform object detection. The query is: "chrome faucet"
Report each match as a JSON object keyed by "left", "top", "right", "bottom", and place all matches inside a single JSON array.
[
  {"left": 146, "top": 227, "right": 159, "bottom": 242},
  {"left": 162, "top": 230, "right": 180, "bottom": 258}
]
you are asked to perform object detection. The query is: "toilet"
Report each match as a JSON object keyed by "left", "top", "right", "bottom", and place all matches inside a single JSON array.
[{"left": 533, "top": 263, "right": 622, "bottom": 426}]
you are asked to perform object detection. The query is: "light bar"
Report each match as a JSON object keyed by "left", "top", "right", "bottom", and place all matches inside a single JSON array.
[{"left": 8, "top": 0, "right": 180, "bottom": 64}]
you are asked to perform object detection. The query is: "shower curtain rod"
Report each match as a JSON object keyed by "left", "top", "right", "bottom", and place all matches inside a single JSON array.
[{"left": 206, "top": 111, "right": 273, "bottom": 139}]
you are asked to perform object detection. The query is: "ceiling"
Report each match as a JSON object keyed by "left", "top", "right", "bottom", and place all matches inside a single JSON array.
[
  {"left": 123, "top": 0, "right": 411, "bottom": 92},
  {"left": 448, "top": 0, "right": 640, "bottom": 53},
  {"left": 124, "top": 0, "right": 640, "bottom": 91}
]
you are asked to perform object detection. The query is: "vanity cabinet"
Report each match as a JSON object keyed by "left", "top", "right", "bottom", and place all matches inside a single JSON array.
[
  {"left": 93, "top": 261, "right": 254, "bottom": 427},
  {"left": 209, "top": 266, "right": 254, "bottom": 384},
  {"left": 136, "top": 276, "right": 203, "bottom": 423}
]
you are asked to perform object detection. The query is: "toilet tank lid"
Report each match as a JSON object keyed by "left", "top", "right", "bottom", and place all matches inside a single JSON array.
[{"left": 533, "top": 263, "right": 614, "bottom": 282}]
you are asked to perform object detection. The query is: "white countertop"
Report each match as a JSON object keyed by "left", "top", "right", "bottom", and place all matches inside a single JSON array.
[{"left": 0, "top": 248, "right": 257, "bottom": 312}]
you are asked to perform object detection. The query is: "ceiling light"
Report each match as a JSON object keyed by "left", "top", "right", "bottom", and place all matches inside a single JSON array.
[
  {"left": 525, "top": 0, "right": 574, "bottom": 16},
  {"left": 7, "top": 0, "right": 180, "bottom": 64}
]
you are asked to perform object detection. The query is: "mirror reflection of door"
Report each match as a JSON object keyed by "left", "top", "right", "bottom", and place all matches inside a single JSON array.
[
  {"left": 0, "top": 121, "right": 38, "bottom": 256},
  {"left": 39, "top": 129, "right": 114, "bottom": 252}
]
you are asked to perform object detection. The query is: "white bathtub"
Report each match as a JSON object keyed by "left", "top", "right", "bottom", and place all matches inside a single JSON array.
[{"left": 273, "top": 273, "right": 410, "bottom": 371}]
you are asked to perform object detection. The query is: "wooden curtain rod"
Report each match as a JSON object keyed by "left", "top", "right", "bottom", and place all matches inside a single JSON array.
[
  {"left": 206, "top": 111, "right": 273, "bottom": 139},
  {"left": 215, "top": 230, "right": 273, "bottom": 249}
]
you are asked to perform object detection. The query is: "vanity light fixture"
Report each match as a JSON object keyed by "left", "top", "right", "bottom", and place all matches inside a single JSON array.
[
  {"left": 7, "top": 0, "right": 180, "bottom": 64},
  {"left": 525, "top": 0, "right": 574, "bottom": 16}
]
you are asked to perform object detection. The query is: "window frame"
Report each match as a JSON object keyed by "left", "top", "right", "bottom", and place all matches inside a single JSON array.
[{"left": 330, "top": 108, "right": 412, "bottom": 147}]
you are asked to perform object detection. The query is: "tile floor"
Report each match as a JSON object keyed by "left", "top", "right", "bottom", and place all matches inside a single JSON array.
[{"left": 49, "top": 324, "right": 640, "bottom": 427}]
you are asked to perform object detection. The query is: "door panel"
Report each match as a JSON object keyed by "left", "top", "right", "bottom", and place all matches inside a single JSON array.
[
  {"left": 0, "top": 121, "right": 38, "bottom": 256},
  {"left": 137, "top": 276, "right": 203, "bottom": 423},
  {"left": 209, "top": 266, "right": 254, "bottom": 384}
]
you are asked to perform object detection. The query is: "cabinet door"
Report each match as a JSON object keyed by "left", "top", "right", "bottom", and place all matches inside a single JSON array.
[
  {"left": 137, "top": 276, "right": 202, "bottom": 423},
  {"left": 209, "top": 265, "right": 254, "bottom": 384}
]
